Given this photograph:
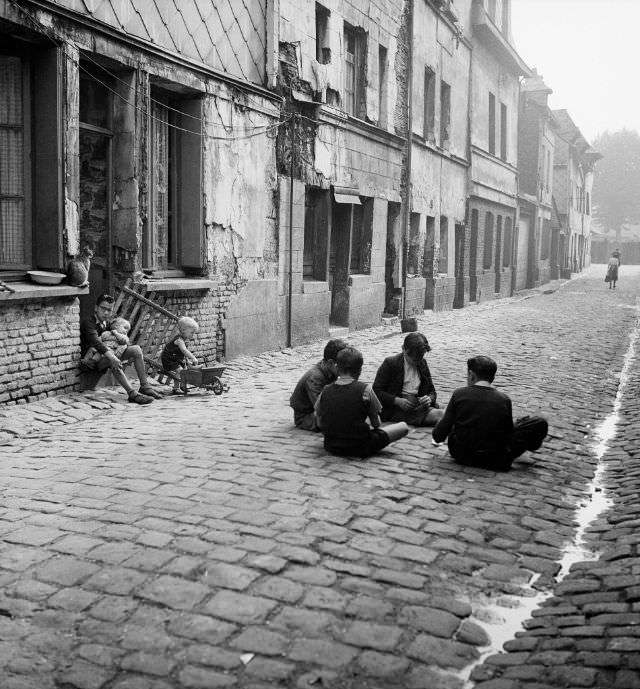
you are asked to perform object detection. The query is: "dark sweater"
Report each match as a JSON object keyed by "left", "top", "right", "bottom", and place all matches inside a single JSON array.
[
  {"left": 432, "top": 384, "right": 514, "bottom": 454},
  {"left": 80, "top": 316, "right": 109, "bottom": 357},
  {"left": 316, "top": 380, "right": 370, "bottom": 448},
  {"left": 373, "top": 352, "right": 437, "bottom": 420}
]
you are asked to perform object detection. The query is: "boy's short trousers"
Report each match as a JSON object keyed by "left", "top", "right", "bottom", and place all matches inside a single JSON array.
[
  {"left": 324, "top": 428, "right": 390, "bottom": 458},
  {"left": 161, "top": 356, "right": 184, "bottom": 373}
]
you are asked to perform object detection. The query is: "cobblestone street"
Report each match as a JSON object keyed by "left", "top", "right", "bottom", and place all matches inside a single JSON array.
[{"left": 1, "top": 266, "right": 639, "bottom": 689}]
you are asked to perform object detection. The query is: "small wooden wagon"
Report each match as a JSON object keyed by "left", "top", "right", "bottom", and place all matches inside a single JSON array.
[{"left": 178, "top": 365, "right": 229, "bottom": 395}]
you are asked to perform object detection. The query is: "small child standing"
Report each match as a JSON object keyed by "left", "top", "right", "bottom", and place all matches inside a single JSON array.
[
  {"left": 161, "top": 316, "right": 199, "bottom": 394},
  {"left": 80, "top": 316, "right": 131, "bottom": 367},
  {"left": 315, "top": 347, "right": 409, "bottom": 458}
]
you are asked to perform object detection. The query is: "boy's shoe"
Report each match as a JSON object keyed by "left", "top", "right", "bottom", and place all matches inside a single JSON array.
[
  {"left": 139, "top": 385, "right": 163, "bottom": 399},
  {"left": 128, "top": 391, "right": 153, "bottom": 405}
]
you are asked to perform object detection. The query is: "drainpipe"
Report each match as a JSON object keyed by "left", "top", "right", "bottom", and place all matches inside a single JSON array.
[
  {"left": 287, "top": 111, "right": 296, "bottom": 348},
  {"left": 401, "top": 0, "right": 414, "bottom": 320}
]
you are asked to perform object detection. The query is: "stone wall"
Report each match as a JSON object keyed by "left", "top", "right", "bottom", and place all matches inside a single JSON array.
[
  {"left": 0, "top": 298, "right": 80, "bottom": 404},
  {"left": 425, "top": 275, "right": 456, "bottom": 311}
]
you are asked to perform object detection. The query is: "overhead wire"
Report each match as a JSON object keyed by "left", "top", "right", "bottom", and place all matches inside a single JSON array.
[{"left": 8, "top": 0, "right": 289, "bottom": 141}]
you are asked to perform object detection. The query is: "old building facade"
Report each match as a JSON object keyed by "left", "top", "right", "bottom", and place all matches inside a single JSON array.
[
  {"left": 0, "top": 0, "right": 599, "bottom": 404},
  {"left": 516, "top": 72, "right": 556, "bottom": 289},
  {"left": 551, "top": 109, "right": 601, "bottom": 278}
]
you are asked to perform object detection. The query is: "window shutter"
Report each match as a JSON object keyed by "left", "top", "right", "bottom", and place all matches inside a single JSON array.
[
  {"left": 33, "top": 46, "right": 63, "bottom": 270},
  {"left": 178, "top": 98, "right": 204, "bottom": 271}
]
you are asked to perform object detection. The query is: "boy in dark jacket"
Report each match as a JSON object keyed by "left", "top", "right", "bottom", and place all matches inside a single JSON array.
[
  {"left": 290, "top": 339, "right": 348, "bottom": 431},
  {"left": 432, "top": 355, "right": 548, "bottom": 471},
  {"left": 315, "top": 347, "right": 409, "bottom": 458},
  {"left": 373, "top": 332, "right": 443, "bottom": 426}
]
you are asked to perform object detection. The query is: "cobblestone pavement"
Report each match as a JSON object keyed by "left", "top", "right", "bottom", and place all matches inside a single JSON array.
[{"left": 0, "top": 266, "right": 638, "bottom": 689}]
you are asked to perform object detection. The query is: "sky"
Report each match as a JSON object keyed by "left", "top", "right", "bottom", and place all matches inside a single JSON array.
[{"left": 511, "top": 0, "right": 640, "bottom": 144}]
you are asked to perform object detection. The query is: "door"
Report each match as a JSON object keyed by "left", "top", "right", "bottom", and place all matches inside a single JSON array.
[
  {"left": 330, "top": 203, "right": 353, "bottom": 326},
  {"left": 516, "top": 215, "right": 530, "bottom": 291},
  {"left": 453, "top": 224, "right": 466, "bottom": 308},
  {"left": 494, "top": 218, "right": 502, "bottom": 293}
]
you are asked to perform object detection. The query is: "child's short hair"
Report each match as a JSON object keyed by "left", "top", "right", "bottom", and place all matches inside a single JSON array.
[
  {"left": 111, "top": 317, "right": 130, "bottom": 332},
  {"left": 336, "top": 347, "right": 363, "bottom": 377},
  {"left": 467, "top": 355, "right": 497, "bottom": 383},
  {"left": 323, "top": 338, "right": 348, "bottom": 362},
  {"left": 178, "top": 316, "right": 199, "bottom": 334}
]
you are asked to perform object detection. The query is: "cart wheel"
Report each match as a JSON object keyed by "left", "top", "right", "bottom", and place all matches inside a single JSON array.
[{"left": 212, "top": 377, "right": 224, "bottom": 395}]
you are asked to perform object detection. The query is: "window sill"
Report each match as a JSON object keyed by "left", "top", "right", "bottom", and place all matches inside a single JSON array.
[
  {"left": 140, "top": 278, "right": 217, "bottom": 293},
  {"left": 0, "top": 282, "right": 89, "bottom": 302}
]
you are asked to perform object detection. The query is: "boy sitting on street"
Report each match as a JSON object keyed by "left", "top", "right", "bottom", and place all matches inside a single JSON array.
[
  {"left": 432, "top": 355, "right": 548, "bottom": 471},
  {"left": 289, "top": 338, "right": 348, "bottom": 431},
  {"left": 315, "top": 347, "right": 409, "bottom": 458}
]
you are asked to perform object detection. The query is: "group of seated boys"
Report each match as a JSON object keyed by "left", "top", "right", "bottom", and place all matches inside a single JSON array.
[{"left": 290, "top": 334, "right": 548, "bottom": 472}]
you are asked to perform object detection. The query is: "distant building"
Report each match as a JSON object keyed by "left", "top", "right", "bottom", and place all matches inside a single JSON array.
[
  {"left": 517, "top": 72, "right": 557, "bottom": 288},
  {"left": 467, "top": 0, "right": 532, "bottom": 303},
  {"left": 551, "top": 110, "right": 602, "bottom": 277}
]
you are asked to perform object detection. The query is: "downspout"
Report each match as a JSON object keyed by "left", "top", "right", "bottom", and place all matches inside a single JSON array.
[
  {"left": 287, "top": 109, "right": 296, "bottom": 348},
  {"left": 401, "top": 0, "right": 414, "bottom": 320}
]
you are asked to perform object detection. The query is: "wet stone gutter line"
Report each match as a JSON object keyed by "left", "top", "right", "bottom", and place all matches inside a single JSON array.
[{"left": 467, "top": 302, "right": 640, "bottom": 689}]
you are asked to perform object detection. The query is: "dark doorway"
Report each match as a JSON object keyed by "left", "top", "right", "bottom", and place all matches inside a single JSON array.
[
  {"left": 330, "top": 202, "right": 354, "bottom": 326},
  {"left": 384, "top": 201, "right": 402, "bottom": 314},
  {"left": 469, "top": 210, "right": 478, "bottom": 301},
  {"left": 494, "top": 216, "right": 502, "bottom": 293},
  {"left": 453, "top": 223, "right": 466, "bottom": 308}
]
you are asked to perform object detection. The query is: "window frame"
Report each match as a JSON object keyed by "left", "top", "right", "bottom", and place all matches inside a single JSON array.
[
  {"left": 488, "top": 92, "right": 496, "bottom": 155},
  {"left": 343, "top": 23, "right": 366, "bottom": 119},
  {"left": 440, "top": 80, "right": 451, "bottom": 148},
  {"left": 423, "top": 67, "right": 436, "bottom": 142}
]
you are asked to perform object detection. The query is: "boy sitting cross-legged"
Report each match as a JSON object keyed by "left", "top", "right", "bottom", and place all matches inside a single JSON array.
[{"left": 314, "top": 347, "right": 409, "bottom": 458}]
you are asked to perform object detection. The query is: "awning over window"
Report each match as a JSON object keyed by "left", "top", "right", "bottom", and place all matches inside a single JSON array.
[{"left": 333, "top": 186, "right": 361, "bottom": 205}]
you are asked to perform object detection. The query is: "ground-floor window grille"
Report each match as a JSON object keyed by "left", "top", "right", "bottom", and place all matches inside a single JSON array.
[{"left": 0, "top": 56, "right": 28, "bottom": 270}]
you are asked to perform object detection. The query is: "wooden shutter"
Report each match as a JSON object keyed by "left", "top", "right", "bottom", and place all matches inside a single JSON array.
[
  {"left": 33, "top": 46, "right": 63, "bottom": 270},
  {"left": 178, "top": 98, "right": 204, "bottom": 271}
]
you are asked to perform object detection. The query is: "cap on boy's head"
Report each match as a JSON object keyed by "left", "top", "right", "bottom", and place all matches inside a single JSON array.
[
  {"left": 467, "top": 355, "right": 497, "bottom": 383},
  {"left": 96, "top": 294, "right": 114, "bottom": 306},
  {"left": 323, "top": 338, "right": 348, "bottom": 362},
  {"left": 336, "top": 347, "right": 363, "bottom": 377},
  {"left": 403, "top": 331, "right": 431, "bottom": 355},
  {"left": 178, "top": 316, "right": 199, "bottom": 333}
]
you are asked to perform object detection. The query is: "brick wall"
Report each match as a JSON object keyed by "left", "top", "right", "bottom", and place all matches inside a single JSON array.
[{"left": 0, "top": 298, "right": 80, "bottom": 404}]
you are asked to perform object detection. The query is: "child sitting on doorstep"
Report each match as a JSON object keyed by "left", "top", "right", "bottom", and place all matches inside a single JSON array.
[
  {"left": 80, "top": 317, "right": 131, "bottom": 367},
  {"left": 161, "top": 316, "right": 199, "bottom": 394},
  {"left": 314, "top": 347, "right": 409, "bottom": 458}
]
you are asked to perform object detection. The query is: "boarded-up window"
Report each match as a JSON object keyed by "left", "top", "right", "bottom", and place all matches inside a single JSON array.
[
  {"left": 350, "top": 199, "right": 372, "bottom": 274},
  {"left": 0, "top": 56, "right": 28, "bottom": 269}
]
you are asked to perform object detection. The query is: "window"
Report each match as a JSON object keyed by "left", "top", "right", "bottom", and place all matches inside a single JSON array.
[
  {"left": 546, "top": 149, "right": 552, "bottom": 191},
  {"left": 502, "top": 0, "right": 510, "bottom": 34},
  {"left": 500, "top": 102, "right": 507, "bottom": 161},
  {"left": 407, "top": 212, "right": 421, "bottom": 275},
  {"left": 488, "top": 92, "right": 496, "bottom": 155},
  {"left": 315, "top": 4, "right": 330, "bottom": 64},
  {"left": 423, "top": 216, "right": 435, "bottom": 278},
  {"left": 495, "top": 216, "right": 502, "bottom": 269},
  {"left": 440, "top": 81, "right": 451, "bottom": 148},
  {"left": 344, "top": 24, "right": 366, "bottom": 118},
  {"left": 303, "top": 187, "right": 330, "bottom": 280},
  {"left": 487, "top": 0, "right": 497, "bottom": 21},
  {"left": 423, "top": 68, "right": 436, "bottom": 142},
  {"left": 350, "top": 198, "right": 372, "bottom": 274},
  {"left": 145, "top": 87, "right": 204, "bottom": 272},
  {"left": 0, "top": 55, "right": 29, "bottom": 270},
  {"left": 1, "top": 45, "right": 64, "bottom": 274},
  {"left": 438, "top": 216, "right": 448, "bottom": 274},
  {"left": 378, "top": 45, "right": 388, "bottom": 129},
  {"left": 483, "top": 212, "right": 494, "bottom": 269},
  {"left": 503, "top": 217, "right": 512, "bottom": 267},
  {"left": 586, "top": 192, "right": 590, "bottom": 215}
]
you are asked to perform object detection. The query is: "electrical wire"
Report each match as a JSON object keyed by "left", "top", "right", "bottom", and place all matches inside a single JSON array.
[{"left": 8, "top": 0, "right": 287, "bottom": 140}]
